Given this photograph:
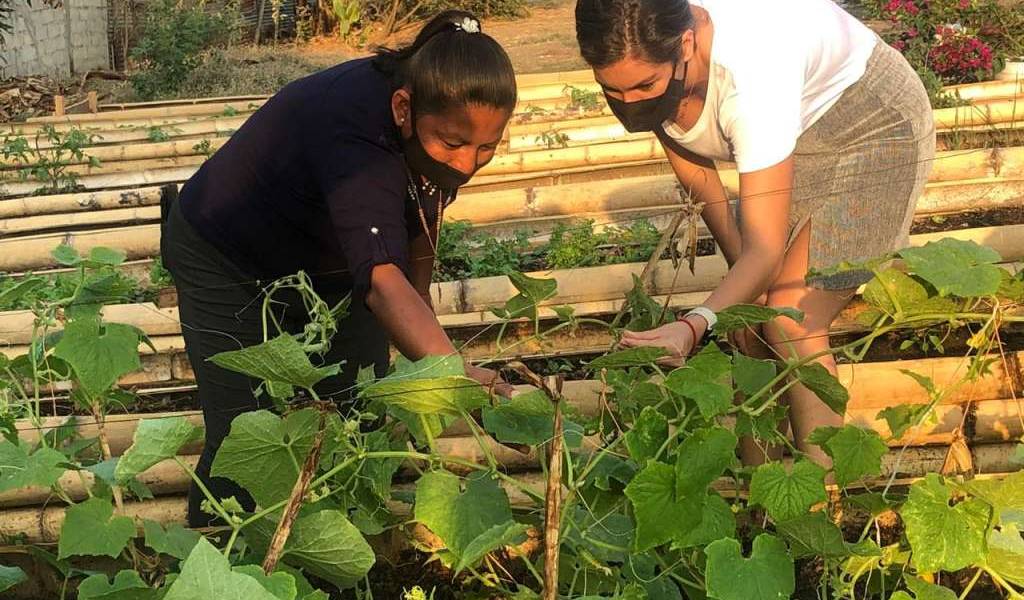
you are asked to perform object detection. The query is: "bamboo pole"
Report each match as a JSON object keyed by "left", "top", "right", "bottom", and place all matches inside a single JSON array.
[
  {"left": 0, "top": 186, "right": 165, "bottom": 219},
  {"left": 0, "top": 206, "right": 161, "bottom": 238},
  {"left": 0, "top": 224, "right": 161, "bottom": 271},
  {"left": 0, "top": 495, "right": 188, "bottom": 544},
  {"left": 1, "top": 166, "right": 198, "bottom": 198},
  {"left": 0, "top": 137, "right": 229, "bottom": 169}
]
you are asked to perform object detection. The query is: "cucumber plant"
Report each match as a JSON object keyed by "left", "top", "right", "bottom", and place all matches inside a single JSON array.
[{"left": 2, "top": 238, "right": 1024, "bottom": 598}]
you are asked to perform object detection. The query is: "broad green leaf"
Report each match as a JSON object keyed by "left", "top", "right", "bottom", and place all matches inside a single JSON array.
[
  {"left": 566, "top": 507, "right": 633, "bottom": 563},
  {"left": 362, "top": 376, "right": 488, "bottom": 415},
  {"left": 821, "top": 426, "right": 887, "bottom": 487},
  {"left": 714, "top": 304, "right": 803, "bottom": 335},
  {"left": 362, "top": 356, "right": 486, "bottom": 415},
  {"left": 899, "top": 238, "right": 1002, "bottom": 297},
  {"left": 985, "top": 522, "right": 1024, "bottom": 587},
  {"left": 776, "top": 511, "right": 856, "bottom": 560},
  {"left": 0, "top": 440, "right": 67, "bottom": 492},
  {"left": 143, "top": 520, "right": 201, "bottom": 560},
  {"left": 0, "top": 565, "right": 27, "bottom": 594},
  {"left": 961, "top": 470, "right": 1024, "bottom": 524},
  {"left": 482, "top": 390, "right": 554, "bottom": 445},
  {"left": 494, "top": 272, "right": 558, "bottom": 320},
  {"left": 57, "top": 497, "right": 135, "bottom": 559},
  {"left": 903, "top": 577, "right": 958, "bottom": 600},
  {"left": 163, "top": 537, "right": 279, "bottom": 600},
  {"left": 414, "top": 471, "right": 519, "bottom": 569},
  {"left": 586, "top": 347, "right": 668, "bottom": 370},
  {"left": 749, "top": 460, "right": 828, "bottom": 522},
  {"left": 115, "top": 416, "right": 201, "bottom": 483},
  {"left": 732, "top": 353, "right": 776, "bottom": 397},
  {"left": 736, "top": 404, "right": 788, "bottom": 442},
  {"left": 232, "top": 565, "right": 298, "bottom": 600},
  {"left": 54, "top": 318, "right": 142, "bottom": 400},
  {"left": 672, "top": 492, "right": 736, "bottom": 549},
  {"left": 210, "top": 334, "right": 340, "bottom": 396},
  {"left": 891, "top": 593, "right": 913, "bottom": 600},
  {"left": 624, "top": 461, "right": 702, "bottom": 551},
  {"left": 86, "top": 247, "right": 127, "bottom": 267},
  {"left": 454, "top": 522, "right": 529, "bottom": 574},
  {"left": 861, "top": 269, "right": 956, "bottom": 318},
  {"left": 390, "top": 354, "right": 465, "bottom": 378},
  {"left": 246, "top": 510, "right": 374, "bottom": 590},
  {"left": 704, "top": 534, "right": 795, "bottom": 600},
  {"left": 77, "top": 570, "right": 156, "bottom": 600},
  {"left": 0, "top": 277, "right": 46, "bottom": 309},
  {"left": 843, "top": 492, "right": 896, "bottom": 517},
  {"left": 877, "top": 403, "right": 933, "bottom": 439},
  {"left": 211, "top": 409, "right": 321, "bottom": 508},
  {"left": 664, "top": 343, "right": 733, "bottom": 419},
  {"left": 674, "top": 427, "right": 737, "bottom": 501},
  {"left": 52, "top": 244, "right": 81, "bottom": 266},
  {"left": 624, "top": 406, "right": 668, "bottom": 465},
  {"left": 807, "top": 425, "right": 843, "bottom": 447},
  {"left": 794, "top": 363, "right": 849, "bottom": 415},
  {"left": 625, "top": 274, "right": 674, "bottom": 331},
  {"left": 902, "top": 474, "right": 990, "bottom": 572},
  {"left": 999, "top": 269, "right": 1024, "bottom": 302}
]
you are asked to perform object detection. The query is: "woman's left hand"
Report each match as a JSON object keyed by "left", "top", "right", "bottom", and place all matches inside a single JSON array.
[
  {"left": 619, "top": 321, "right": 699, "bottom": 367},
  {"left": 465, "top": 364, "right": 515, "bottom": 397}
]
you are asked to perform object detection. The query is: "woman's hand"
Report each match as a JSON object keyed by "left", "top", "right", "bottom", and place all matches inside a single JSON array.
[
  {"left": 465, "top": 364, "right": 514, "bottom": 398},
  {"left": 619, "top": 318, "right": 705, "bottom": 367}
]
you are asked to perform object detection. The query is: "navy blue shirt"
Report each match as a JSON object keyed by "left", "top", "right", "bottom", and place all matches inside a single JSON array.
[{"left": 178, "top": 57, "right": 438, "bottom": 297}]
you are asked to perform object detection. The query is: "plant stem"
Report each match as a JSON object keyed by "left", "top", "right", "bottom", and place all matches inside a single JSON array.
[
  {"left": 90, "top": 399, "right": 124, "bottom": 513},
  {"left": 960, "top": 568, "right": 984, "bottom": 600}
]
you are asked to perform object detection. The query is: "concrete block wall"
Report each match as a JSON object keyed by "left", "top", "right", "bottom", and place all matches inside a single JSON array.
[{"left": 1, "top": 0, "right": 110, "bottom": 78}]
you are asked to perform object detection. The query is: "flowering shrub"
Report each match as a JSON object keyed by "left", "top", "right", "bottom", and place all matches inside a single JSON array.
[
  {"left": 928, "top": 23, "right": 994, "bottom": 81},
  {"left": 864, "top": 0, "right": 1022, "bottom": 103}
]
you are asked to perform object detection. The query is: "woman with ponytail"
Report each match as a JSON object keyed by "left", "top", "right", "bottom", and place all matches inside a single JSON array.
[
  {"left": 161, "top": 11, "right": 517, "bottom": 526},
  {"left": 575, "top": 0, "right": 935, "bottom": 468}
]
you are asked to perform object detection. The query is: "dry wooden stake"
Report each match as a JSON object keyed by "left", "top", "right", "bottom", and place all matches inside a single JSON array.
[{"left": 262, "top": 406, "right": 328, "bottom": 574}]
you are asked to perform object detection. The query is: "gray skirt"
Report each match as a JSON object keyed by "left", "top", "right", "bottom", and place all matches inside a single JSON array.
[{"left": 769, "top": 39, "right": 936, "bottom": 290}]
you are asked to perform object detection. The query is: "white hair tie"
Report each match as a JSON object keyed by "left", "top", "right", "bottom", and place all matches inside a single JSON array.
[{"left": 455, "top": 16, "right": 480, "bottom": 33}]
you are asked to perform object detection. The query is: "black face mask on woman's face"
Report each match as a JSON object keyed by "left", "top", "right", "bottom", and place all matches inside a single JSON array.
[
  {"left": 605, "top": 59, "right": 689, "bottom": 133},
  {"left": 401, "top": 112, "right": 473, "bottom": 192}
]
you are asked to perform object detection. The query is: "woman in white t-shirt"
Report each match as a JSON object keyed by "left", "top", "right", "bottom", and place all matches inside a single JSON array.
[{"left": 575, "top": 0, "right": 935, "bottom": 467}]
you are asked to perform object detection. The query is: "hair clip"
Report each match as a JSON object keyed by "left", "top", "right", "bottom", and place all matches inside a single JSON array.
[{"left": 455, "top": 16, "right": 480, "bottom": 33}]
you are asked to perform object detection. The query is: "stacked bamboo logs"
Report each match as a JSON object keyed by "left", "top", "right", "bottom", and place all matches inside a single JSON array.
[{"left": 3, "top": 71, "right": 1024, "bottom": 545}]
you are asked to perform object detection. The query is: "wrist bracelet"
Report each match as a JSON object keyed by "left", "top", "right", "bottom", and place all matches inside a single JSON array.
[
  {"left": 684, "top": 306, "right": 717, "bottom": 332},
  {"left": 677, "top": 317, "right": 699, "bottom": 356}
]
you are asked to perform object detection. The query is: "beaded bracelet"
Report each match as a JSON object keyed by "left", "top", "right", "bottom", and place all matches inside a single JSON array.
[{"left": 677, "top": 316, "right": 699, "bottom": 357}]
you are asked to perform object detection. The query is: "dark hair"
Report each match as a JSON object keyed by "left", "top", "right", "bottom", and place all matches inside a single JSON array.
[
  {"left": 373, "top": 10, "right": 517, "bottom": 115},
  {"left": 575, "top": 0, "right": 694, "bottom": 68}
]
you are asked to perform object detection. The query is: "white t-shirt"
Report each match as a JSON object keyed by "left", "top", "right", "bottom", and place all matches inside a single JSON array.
[{"left": 663, "top": 0, "right": 878, "bottom": 173}]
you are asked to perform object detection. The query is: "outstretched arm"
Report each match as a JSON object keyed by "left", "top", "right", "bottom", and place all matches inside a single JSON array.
[{"left": 366, "top": 263, "right": 512, "bottom": 394}]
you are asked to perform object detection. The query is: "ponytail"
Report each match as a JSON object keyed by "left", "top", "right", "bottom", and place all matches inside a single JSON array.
[{"left": 373, "top": 10, "right": 517, "bottom": 115}]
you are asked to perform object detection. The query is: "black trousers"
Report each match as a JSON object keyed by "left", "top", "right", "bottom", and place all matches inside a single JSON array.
[{"left": 160, "top": 196, "right": 390, "bottom": 527}]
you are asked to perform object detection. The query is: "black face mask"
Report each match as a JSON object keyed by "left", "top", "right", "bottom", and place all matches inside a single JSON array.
[
  {"left": 401, "top": 115, "right": 473, "bottom": 192},
  {"left": 605, "top": 59, "right": 689, "bottom": 133}
]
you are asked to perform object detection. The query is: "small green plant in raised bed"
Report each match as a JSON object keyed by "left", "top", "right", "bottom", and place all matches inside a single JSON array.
[
  {"left": 192, "top": 138, "right": 214, "bottom": 157},
  {"left": 1, "top": 125, "right": 101, "bottom": 194},
  {"left": 535, "top": 128, "right": 571, "bottom": 149},
  {"left": 563, "top": 84, "right": 604, "bottom": 112},
  {"left": 146, "top": 126, "right": 171, "bottom": 143}
]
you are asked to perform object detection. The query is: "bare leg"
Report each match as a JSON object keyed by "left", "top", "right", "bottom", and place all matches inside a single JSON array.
[{"left": 760, "top": 222, "right": 857, "bottom": 470}]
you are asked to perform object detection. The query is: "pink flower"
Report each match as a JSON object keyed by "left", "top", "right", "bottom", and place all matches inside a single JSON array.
[{"left": 958, "top": 0, "right": 970, "bottom": 8}]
